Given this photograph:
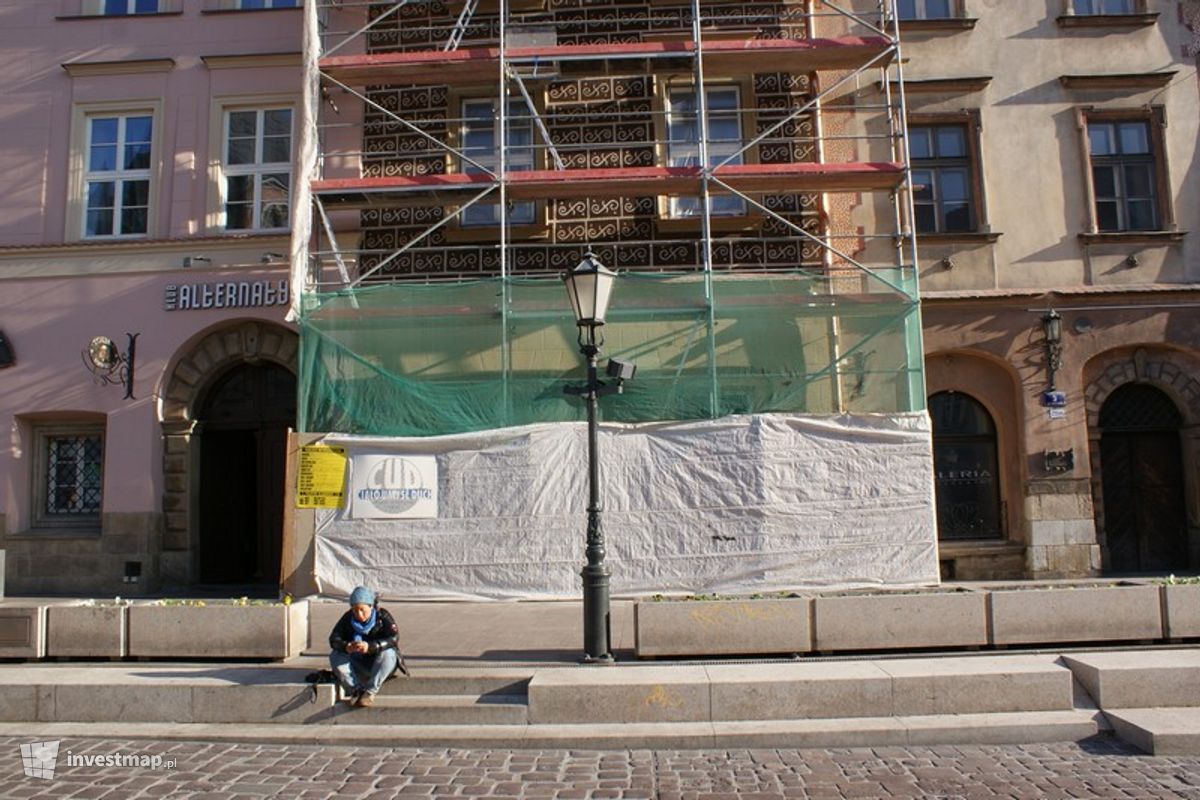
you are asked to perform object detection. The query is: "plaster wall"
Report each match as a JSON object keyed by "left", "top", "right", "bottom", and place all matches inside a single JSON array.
[
  {"left": 0, "top": 1, "right": 301, "bottom": 248},
  {"left": 900, "top": 3, "right": 1199, "bottom": 292}
]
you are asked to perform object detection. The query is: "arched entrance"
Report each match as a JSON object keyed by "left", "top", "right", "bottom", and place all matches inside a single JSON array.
[
  {"left": 195, "top": 362, "right": 296, "bottom": 584},
  {"left": 929, "top": 391, "right": 1003, "bottom": 541},
  {"left": 1099, "top": 383, "right": 1187, "bottom": 573}
]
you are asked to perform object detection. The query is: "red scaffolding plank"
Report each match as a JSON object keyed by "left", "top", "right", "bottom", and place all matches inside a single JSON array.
[
  {"left": 311, "top": 162, "right": 904, "bottom": 205},
  {"left": 320, "top": 36, "right": 894, "bottom": 86}
]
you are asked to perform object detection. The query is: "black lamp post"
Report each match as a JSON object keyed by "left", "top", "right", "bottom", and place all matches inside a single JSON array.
[{"left": 562, "top": 251, "right": 619, "bottom": 663}]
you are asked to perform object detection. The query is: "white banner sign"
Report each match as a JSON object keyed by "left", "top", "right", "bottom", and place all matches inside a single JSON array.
[
  {"left": 350, "top": 455, "right": 438, "bottom": 519},
  {"left": 315, "top": 414, "right": 940, "bottom": 600}
]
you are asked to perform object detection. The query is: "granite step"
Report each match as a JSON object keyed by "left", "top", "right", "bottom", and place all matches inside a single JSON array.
[
  {"left": 1062, "top": 650, "right": 1200, "bottom": 708},
  {"left": 1105, "top": 708, "right": 1200, "bottom": 755},
  {"left": 526, "top": 655, "right": 1077, "bottom": 724},
  {"left": 330, "top": 693, "right": 528, "bottom": 725},
  {"left": 0, "top": 709, "right": 1107, "bottom": 749}
]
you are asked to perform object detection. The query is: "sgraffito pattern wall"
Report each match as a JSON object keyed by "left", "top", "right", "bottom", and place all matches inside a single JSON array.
[{"left": 354, "top": 0, "right": 822, "bottom": 279}]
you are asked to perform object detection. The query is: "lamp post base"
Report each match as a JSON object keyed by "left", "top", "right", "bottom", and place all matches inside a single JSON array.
[{"left": 581, "top": 560, "right": 612, "bottom": 663}]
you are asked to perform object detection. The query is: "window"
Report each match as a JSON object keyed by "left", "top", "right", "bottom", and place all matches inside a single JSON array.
[
  {"left": 459, "top": 98, "right": 535, "bottom": 227},
  {"left": 234, "top": 0, "right": 298, "bottom": 7},
  {"left": 32, "top": 425, "right": 104, "bottom": 529},
  {"left": 84, "top": 114, "right": 152, "bottom": 238},
  {"left": 930, "top": 392, "right": 1002, "bottom": 541},
  {"left": 910, "top": 124, "right": 974, "bottom": 234},
  {"left": 1073, "top": 0, "right": 1135, "bottom": 13},
  {"left": 898, "top": 0, "right": 952, "bottom": 19},
  {"left": 87, "top": 0, "right": 160, "bottom": 13},
  {"left": 665, "top": 86, "right": 745, "bottom": 218},
  {"left": 223, "top": 108, "right": 292, "bottom": 231},
  {"left": 1088, "top": 119, "right": 1158, "bottom": 232}
]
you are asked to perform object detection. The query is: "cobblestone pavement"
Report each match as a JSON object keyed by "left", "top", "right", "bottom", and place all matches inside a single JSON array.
[{"left": 0, "top": 735, "right": 1198, "bottom": 800}]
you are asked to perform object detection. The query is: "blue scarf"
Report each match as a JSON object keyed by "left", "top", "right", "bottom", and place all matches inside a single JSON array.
[{"left": 349, "top": 607, "right": 377, "bottom": 642}]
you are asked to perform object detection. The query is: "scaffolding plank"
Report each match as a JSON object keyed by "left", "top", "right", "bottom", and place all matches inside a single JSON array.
[
  {"left": 319, "top": 36, "right": 893, "bottom": 86},
  {"left": 310, "top": 162, "right": 904, "bottom": 205}
]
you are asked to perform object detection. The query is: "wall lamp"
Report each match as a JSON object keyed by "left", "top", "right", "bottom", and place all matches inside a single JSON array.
[
  {"left": 261, "top": 252, "right": 285, "bottom": 264},
  {"left": 182, "top": 255, "right": 211, "bottom": 268},
  {"left": 1041, "top": 310, "right": 1063, "bottom": 391},
  {"left": 82, "top": 333, "right": 139, "bottom": 400}
]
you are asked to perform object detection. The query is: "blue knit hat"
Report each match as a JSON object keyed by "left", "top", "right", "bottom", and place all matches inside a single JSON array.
[{"left": 348, "top": 586, "right": 375, "bottom": 607}]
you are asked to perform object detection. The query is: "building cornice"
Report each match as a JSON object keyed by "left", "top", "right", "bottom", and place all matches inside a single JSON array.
[
  {"left": 922, "top": 283, "right": 1200, "bottom": 303},
  {"left": 885, "top": 76, "right": 992, "bottom": 95},
  {"left": 201, "top": 53, "right": 302, "bottom": 70},
  {"left": 1059, "top": 72, "right": 1177, "bottom": 91},
  {"left": 62, "top": 58, "right": 175, "bottom": 77}
]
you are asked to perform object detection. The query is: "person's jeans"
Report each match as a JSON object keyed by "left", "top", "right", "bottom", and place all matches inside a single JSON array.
[{"left": 330, "top": 647, "right": 398, "bottom": 697}]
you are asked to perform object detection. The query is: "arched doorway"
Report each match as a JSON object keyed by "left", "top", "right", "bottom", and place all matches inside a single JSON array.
[
  {"left": 196, "top": 362, "right": 296, "bottom": 584},
  {"left": 1099, "top": 383, "right": 1187, "bottom": 573},
  {"left": 930, "top": 391, "right": 1003, "bottom": 540}
]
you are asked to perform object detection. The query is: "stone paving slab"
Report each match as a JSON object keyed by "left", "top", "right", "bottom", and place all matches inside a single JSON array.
[{"left": 1, "top": 734, "right": 1199, "bottom": 799}]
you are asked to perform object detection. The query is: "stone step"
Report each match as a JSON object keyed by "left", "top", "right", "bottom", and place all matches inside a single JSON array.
[
  {"left": 1105, "top": 708, "right": 1200, "bottom": 755},
  {"left": 527, "top": 655, "right": 1076, "bottom": 724},
  {"left": 0, "top": 709, "right": 1107, "bottom": 749},
  {"left": 1062, "top": 650, "right": 1200, "bottom": 708},
  {"left": 378, "top": 671, "right": 531, "bottom": 698},
  {"left": 330, "top": 693, "right": 528, "bottom": 725}
]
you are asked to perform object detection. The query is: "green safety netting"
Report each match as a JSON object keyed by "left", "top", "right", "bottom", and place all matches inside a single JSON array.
[{"left": 298, "top": 270, "right": 924, "bottom": 437}]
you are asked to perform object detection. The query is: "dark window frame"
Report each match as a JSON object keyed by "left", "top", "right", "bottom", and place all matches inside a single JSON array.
[
  {"left": 907, "top": 111, "right": 987, "bottom": 237},
  {"left": 1078, "top": 106, "right": 1173, "bottom": 235}
]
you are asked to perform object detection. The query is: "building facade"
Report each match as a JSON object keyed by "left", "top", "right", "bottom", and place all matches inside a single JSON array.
[
  {"left": 2, "top": 0, "right": 1198, "bottom": 597},
  {"left": 910, "top": 0, "right": 1200, "bottom": 579},
  {"left": 0, "top": 0, "right": 302, "bottom": 595}
]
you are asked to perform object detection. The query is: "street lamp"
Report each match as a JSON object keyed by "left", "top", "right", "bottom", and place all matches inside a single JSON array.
[{"left": 562, "top": 251, "right": 623, "bottom": 663}]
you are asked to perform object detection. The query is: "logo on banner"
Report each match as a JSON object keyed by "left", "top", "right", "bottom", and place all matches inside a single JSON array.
[{"left": 351, "top": 455, "right": 438, "bottom": 518}]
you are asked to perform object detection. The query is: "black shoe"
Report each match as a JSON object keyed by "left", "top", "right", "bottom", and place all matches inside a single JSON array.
[
  {"left": 344, "top": 688, "right": 362, "bottom": 705},
  {"left": 397, "top": 656, "right": 411, "bottom": 678}
]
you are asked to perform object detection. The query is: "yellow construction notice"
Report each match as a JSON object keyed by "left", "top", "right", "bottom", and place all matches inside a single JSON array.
[{"left": 297, "top": 445, "right": 348, "bottom": 508}]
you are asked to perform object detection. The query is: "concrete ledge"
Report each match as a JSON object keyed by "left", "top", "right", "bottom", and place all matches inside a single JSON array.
[
  {"left": 706, "top": 662, "right": 891, "bottom": 721},
  {"left": 193, "top": 684, "right": 334, "bottom": 724},
  {"left": 989, "top": 585, "right": 1162, "bottom": 645},
  {"left": 527, "top": 666, "right": 710, "bottom": 724},
  {"left": 813, "top": 591, "right": 987, "bottom": 651},
  {"left": 46, "top": 684, "right": 194, "bottom": 723},
  {"left": 0, "top": 605, "right": 45, "bottom": 659},
  {"left": 47, "top": 605, "right": 126, "bottom": 658},
  {"left": 0, "top": 685, "right": 37, "bottom": 722},
  {"left": 530, "top": 655, "right": 1079, "bottom": 725},
  {"left": 1106, "top": 708, "right": 1200, "bottom": 755},
  {"left": 878, "top": 654, "right": 1074, "bottom": 715},
  {"left": 1164, "top": 585, "right": 1200, "bottom": 639},
  {"left": 634, "top": 599, "right": 812, "bottom": 658},
  {"left": 1062, "top": 650, "right": 1200, "bottom": 708},
  {"left": 128, "top": 601, "right": 308, "bottom": 660}
]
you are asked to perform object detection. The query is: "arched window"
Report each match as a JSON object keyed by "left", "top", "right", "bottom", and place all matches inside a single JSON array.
[{"left": 930, "top": 391, "right": 1002, "bottom": 540}]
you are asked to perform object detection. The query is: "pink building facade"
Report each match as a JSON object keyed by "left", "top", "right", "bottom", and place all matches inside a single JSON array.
[{"left": 0, "top": 0, "right": 302, "bottom": 594}]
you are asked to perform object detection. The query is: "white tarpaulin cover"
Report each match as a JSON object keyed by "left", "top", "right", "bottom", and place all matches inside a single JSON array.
[{"left": 313, "top": 413, "right": 940, "bottom": 600}]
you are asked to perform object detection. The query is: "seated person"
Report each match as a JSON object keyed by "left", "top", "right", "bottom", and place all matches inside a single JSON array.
[{"left": 328, "top": 585, "right": 400, "bottom": 708}]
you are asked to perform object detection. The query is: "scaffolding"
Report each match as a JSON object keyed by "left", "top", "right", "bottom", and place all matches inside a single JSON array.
[{"left": 293, "top": 0, "right": 925, "bottom": 437}]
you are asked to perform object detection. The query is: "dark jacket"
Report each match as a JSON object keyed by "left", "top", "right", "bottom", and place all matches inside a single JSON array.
[{"left": 329, "top": 606, "right": 400, "bottom": 656}]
